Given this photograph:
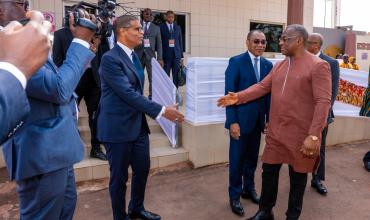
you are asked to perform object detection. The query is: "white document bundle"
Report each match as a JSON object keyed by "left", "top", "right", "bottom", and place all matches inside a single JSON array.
[
  {"left": 151, "top": 58, "right": 177, "bottom": 147},
  {"left": 185, "top": 57, "right": 369, "bottom": 125},
  {"left": 185, "top": 57, "right": 229, "bottom": 124}
]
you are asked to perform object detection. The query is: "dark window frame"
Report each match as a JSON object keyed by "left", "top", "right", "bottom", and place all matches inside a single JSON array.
[{"left": 250, "top": 21, "right": 284, "bottom": 53}]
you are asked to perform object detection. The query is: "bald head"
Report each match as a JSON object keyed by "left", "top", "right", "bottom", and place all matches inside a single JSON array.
[
  {"left": 307, "top": 33, "right": 324, "bottom": 55},
  {"left": 310, "top": 33, "right": 323, "bottom": 46}
]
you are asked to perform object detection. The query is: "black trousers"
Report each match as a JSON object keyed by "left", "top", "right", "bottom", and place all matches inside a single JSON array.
[
  {"left": 312, "top": 126, "right": 328, "bottom": 181},
  {"left": 104, "top": 129, "right": 150, "bottom": 220},
  {"left": 229, "top": 122, "right": 261, "bottom": 200},
  {"left": 163, "top": 58, "right": 181, "bottom": 88},
  {"left": 75, "top": 68, "right": 101, "bottom": 150},
  {"left": 259, "top": 163, "right": 307, "bottom": 220}
]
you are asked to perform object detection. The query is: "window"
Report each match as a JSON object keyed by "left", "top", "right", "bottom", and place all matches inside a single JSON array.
[{"left": 250, "top": 22, "right": 284, "bottom": 53}]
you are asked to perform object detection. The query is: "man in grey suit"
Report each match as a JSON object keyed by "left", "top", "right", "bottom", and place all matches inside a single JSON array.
[
  {"left": 135, "top": 8, "right": 163, "bottom": 99},
  {"left": 307, "top": 33, "right": 340, "bottom": 195}
]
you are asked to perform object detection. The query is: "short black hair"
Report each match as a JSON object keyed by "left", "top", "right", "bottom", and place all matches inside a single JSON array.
[
  {"left": 166, "top": 10, "right": 175, "bottom": 15},
  {"left": 247, "top": 30, "right": 264, "bottom": 40},
  {"left": 114, "top": 15, "right": 139, "bottom": 35},
  {"left": 286, "top": 24, "right": 308, "bottom": 44}
]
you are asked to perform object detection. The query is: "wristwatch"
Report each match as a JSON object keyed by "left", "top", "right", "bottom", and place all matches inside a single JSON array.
[{"left": 309, "top": 135, "right": 318, "bottom": 141}]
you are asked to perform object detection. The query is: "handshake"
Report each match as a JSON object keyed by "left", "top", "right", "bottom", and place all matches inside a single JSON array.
[{"left": 0, "top": 9, "right": 96, "bottom": 81}]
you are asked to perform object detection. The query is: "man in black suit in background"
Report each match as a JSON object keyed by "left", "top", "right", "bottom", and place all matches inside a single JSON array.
[
  {"left": 53, "top": 4, "right": 111, "bottom": 161},
  {"left": 160, "top": 10, "right": 184, "bottom": 88},
  {"left": 306, "top": 33, "right": 340, "bottom": 195}
]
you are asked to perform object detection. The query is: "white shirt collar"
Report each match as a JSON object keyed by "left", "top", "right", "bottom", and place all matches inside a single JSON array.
[
  {"left": 315, "top": 51, "right": 321, "bottom": 57},
  {"left": 166, "top": 22, "right": 173, "bottom": 29},
  {"left": 248, "top": 51, "right": 260, "bottom": 61},
  {"left": 117, "top": 41, "right": 134, "bottom": 62},
  {"left": 143, "top": 21, "right": 151, "bottom": 28}
]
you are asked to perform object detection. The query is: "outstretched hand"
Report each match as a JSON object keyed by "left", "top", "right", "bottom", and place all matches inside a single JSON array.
[{"left": 217, "top": 92, "right": 239, "bottom": 107}]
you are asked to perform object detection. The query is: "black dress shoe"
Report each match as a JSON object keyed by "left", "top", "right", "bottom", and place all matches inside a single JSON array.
[
  {"left": 364, "top": 161, "right": 370, "bottom": 172},
  {"left": 90, "top": 148, "right": 108, "bottom": 161},
  {"left": 230, "top": 199, "right": 245, "bottom": 216},
  {"left": 311, "top": 179, "right": 328, "bottom": 195},
  {"left": 247, "top": 210, "right": 274, "bottom": 220},
  {"left": 129, "top": 210, "right": 161, "bottom": 220},
  {"left": 241, "top": 190, "right": 260, "bottom": 204}
]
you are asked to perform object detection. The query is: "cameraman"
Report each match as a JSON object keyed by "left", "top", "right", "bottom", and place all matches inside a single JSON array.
[
  {"left": 0, "top": 13, "right": 51, "bottom": 144},
  {"left": 53, "top": 2, "right": 112, "bottom": 161},
  {"left": 0, "top": 1, "right": 95, "bottom": 219}
]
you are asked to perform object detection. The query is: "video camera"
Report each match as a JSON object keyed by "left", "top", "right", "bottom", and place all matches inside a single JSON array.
[{"left": 65, "top": 0, "right": 116, "bottom": 38}]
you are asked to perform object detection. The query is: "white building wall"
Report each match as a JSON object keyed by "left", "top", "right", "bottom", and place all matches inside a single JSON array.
[{"left": 31, "top": 0, "right": 314, "bottom": 58}]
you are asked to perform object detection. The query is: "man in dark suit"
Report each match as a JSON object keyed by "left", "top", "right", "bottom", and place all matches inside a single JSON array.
[
  {"left": 0, "top": 3, "right": 95, "bottom": 219},
  {"left": 307, "top": 33, "right": 340, "bottom": 195},
  {"left": 53, "top": 4, "right": 110, "bottom": 161},
  {"left": 225, "top": 30, "right": 273, "bottom": 217},
  {"left": 135, "top": 8, "right": 163, "bottom": 99},
  {"left": 0, "top": 16, "right": 50, "bottom": 144},
  {"left": 160, "top": 10, "right": 183, "bottom": 88},
  {"left": 97, "top": 15, "right": 184, "bottom": 220}
]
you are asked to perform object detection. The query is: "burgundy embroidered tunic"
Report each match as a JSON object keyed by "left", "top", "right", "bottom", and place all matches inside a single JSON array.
[{"left": 237, "top": 51, "right": 332, "bottom": 173}]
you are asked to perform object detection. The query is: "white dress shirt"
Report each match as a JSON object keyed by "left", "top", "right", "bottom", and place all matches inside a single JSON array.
[
  {"left": 166, "top": 22, "right": 174, "bottom": 32},
  {"left": 143, "top": 21, "right": 151, "bottom": 32},
  {"left": 107, "top": 32, "right": 115, "bottom": 50}
]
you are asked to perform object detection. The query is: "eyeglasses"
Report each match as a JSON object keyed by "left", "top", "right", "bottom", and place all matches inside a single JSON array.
[
  {"left": 252, "top": 39, "right": 267, "bottom": 45},
  {"left": 279, "top": 35, "right": 298, "bottom": 43}
]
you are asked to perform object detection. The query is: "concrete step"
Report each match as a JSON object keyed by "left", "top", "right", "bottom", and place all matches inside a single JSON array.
[{"left": 74, "top": 146, "right": 189, "bottom": 182}]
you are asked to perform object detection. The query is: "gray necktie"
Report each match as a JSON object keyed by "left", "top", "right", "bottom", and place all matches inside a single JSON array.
[
  {"left": 253, "top": 57, "right": 260, "bottom": 82},
  {"left": 144, "top": 22, "right": 148, "bottom": 35}
]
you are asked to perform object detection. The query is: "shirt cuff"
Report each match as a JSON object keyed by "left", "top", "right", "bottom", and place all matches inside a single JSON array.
[
  {"left": 72, "top": 38, "right": 90, "bottom": 49},
  {"left": 155, "top": 106, "right": 166, "bottom": 120},
  {"left": 0, "top": 62, "right": 27, "bottom": 89}
]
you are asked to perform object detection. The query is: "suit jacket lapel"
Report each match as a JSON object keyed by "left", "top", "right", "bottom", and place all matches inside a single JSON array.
[{"left": 115, "top": 45, "right": 143, "bottom": 90}]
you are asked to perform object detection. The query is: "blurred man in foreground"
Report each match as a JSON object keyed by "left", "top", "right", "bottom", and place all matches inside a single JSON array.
[{"left": 0, "top": 1, "right": 96, "bottom": 219}]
